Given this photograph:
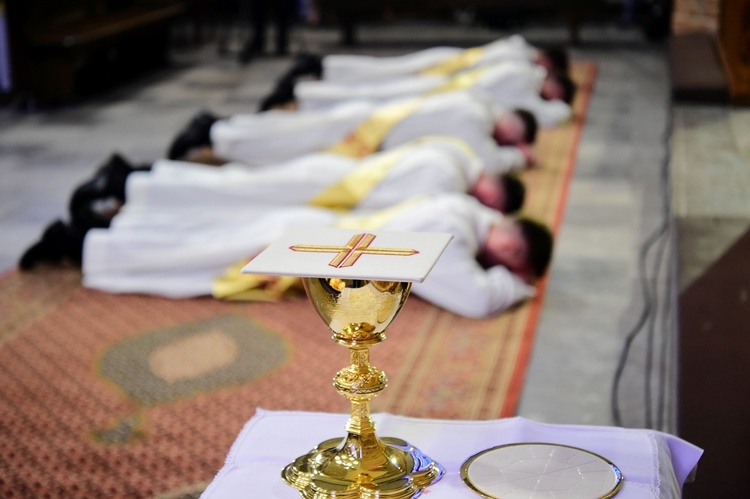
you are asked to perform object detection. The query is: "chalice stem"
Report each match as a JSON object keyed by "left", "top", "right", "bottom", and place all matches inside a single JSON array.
[{"left": 345, "top": 347, "right": 379, "bottom": 436}]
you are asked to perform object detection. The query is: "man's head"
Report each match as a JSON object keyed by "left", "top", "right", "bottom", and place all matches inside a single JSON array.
[
  {"left": 535, "top": 47, "right": 570, "bottom": 76},
  {"left": 493, "top": 109, "right": 538, "bottom": 146},
  {"left": 540, "top": 73, "right": 577, "bottom": 104},
  {"left": 470, "top": 173, "right": 526, "bottom": 214},
  {"left": 478, "top": 217, "right": 553, "bottom": 282}
]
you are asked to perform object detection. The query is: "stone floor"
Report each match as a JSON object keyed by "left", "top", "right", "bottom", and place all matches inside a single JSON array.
[{"left": 1, "top": 19, "right": 746, "bottom": 438}]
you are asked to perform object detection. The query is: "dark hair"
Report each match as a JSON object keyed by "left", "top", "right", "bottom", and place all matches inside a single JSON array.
[
  {"left": 500, "top": 174, "right": 525, "bottom": 214},
  {"left": 517, "top": 218, "right": 554, "bottom": 278},
  {"left": 540, "top": 47, "right": 569, "bottom": 76},
  {"left": 513, "top": 108, "right": 538, "bottom": 144},
  {"left": 259, "top": 79, "right": 297, "bottom": 112},
  {"left": 554, "top": 74, "right": 577, "bottom": 105}
]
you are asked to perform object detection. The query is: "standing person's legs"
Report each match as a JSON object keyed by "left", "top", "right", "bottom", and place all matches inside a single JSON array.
[
  {"left": 250, "top": 0, "right": 269, "bottom": 52},
  {"left": 273, "top": 0, "right": 297, "bottom": 55},
  {"left": 214, "top": 0, "right": 240, "bottom": 55},
  {"left": 239, "top": 0, "right": 268, "bottom": 62}
]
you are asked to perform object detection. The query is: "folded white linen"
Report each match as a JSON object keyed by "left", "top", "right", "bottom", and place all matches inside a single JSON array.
[{"left": 202, "top": 408, "right": 703, "bottom": 498}]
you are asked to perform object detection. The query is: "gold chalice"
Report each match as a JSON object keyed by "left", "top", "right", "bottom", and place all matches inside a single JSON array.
[
  {"left": 281, "top": 277, "right": 444, "bottom": 498},
  {"left": 241, "top": 227, "right": 452, "bottom": 498}
]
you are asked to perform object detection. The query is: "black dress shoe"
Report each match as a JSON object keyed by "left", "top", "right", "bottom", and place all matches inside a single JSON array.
[
  {"left": 288, "top": 53, "right": 323, "bottom": 79},
  {"left": 18, "top": 220, "right": 86, "bottom": 270},
  {"left": 259, "top": 79, "right": 296, "bottom": 112},
  {"left": 69, "top": 153, "right": 138, "bottom": 231},
  {"left": 167, "top": 111, "right": 219, "bottom": 160}
]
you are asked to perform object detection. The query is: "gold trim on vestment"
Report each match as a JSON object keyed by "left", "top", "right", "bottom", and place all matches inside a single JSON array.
[
  {"left": 308, "top": 147, "right": 410, "bottom": 209},
  {"left": 324, "top": 98, "right": 423, "bottom": 157},
  {"left": 428, "top": 68, "right": 486, "bottom": 95},
  {"left": 419, "top": 47, "right": 485, "bottom": 75},
  {"left": 213, "top": 261, "right": 301, "bottom": 301}
]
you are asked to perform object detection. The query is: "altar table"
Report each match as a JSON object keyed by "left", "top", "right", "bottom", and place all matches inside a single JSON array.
[{"left": 201, "top": 409, "right": 703, "bottom": 498}]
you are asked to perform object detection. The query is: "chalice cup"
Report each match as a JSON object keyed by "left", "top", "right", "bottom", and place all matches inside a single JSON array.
[{"left": 282, "top": 277, "right": 444, "bottom": 498}]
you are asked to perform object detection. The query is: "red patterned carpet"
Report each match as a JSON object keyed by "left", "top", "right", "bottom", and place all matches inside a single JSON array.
[{"left": 0, "top": 62, "right": 596, "bottom": 498}]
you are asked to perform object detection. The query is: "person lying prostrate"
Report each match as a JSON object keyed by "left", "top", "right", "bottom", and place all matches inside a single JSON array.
[
  {"left": 293, "top": 60, "right": 575, "bottom": 127},
  {"left": 129, "top": 137, "right": 526, "bottom": 216},
  {"left": 19, "top": 138, "right": 528, "bottom": 271},
  {"left": 81, "top": 193, "right": 553, "bottom": 319},
  {"left": 168, "top": 90, "right": 538, "bottom": 174},
  {"left": 291, "top": 34, "right": 569, "bottom": 82}
]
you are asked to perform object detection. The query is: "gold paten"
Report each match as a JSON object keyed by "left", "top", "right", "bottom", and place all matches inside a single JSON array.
[{"left": 282, "top": 277, "right": 444, "bottom": 498}]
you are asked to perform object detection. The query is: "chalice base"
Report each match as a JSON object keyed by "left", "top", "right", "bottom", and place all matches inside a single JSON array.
[{"left": 282, "top": 435, "right": 444, "bottom": 499}]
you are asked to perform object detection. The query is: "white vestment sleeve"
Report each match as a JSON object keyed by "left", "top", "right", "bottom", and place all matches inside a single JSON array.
[
  {"left": 82, "top": 207, "right": 338, "bottom": 297},
  {"left": 473, "top": 63, "right": 572, "bottom": 127},
  {"left": 484, "top": 146, "right": 527, "bottom": 173},
  {"left": 375, "top": 194, "right": 536, "bottom": 318},
  {"left": 123, "top": 155, "right": 356, "bottom": 212},
  {"left": 323, "top": 47, "right": 463, "bottom": 81},
  {"left": 296, "top": 76, "right": 443, "bottom": 111},
  {"left": 411, "top": 237, "right": 535, "bottom": 319},
  {"left": 323, "top": 36, "right": 538, "bottom": 82},
  {"left": 382, "top": 92, "right": 496, "bottom": 167},
  {"left": 210, "top": 102, "right": 372, "bottom": 165},
  {"left": 357, "top": 145, "right": 473, "bottom": 210},
  {"left": 480, "top": 34, "right": 537, "bottom": 65},
  {"left": 523, "top": 98, "right": 572, "bottom": 127}
]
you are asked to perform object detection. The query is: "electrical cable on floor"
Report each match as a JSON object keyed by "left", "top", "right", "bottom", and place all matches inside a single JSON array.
[
  {"left": 611, "top": 217, "right": 662, "bottom": 427},
  {"left": 611, "top": 92, "right": 674, "bottom": 429},
  {"left": 645, "top": 160, "right": 674, "bottom": 429},
  {"left": 656, "top": 222, "right": 675, "bottom": 431},
  {"left": 644, "top": 166, "right": 674, "bottom": 428},
  {"left": 645, "top": 211, "right": 670, "bottom": 428},
  {"left": 654, "top": 107, "right": 676, "bottom": 432}
]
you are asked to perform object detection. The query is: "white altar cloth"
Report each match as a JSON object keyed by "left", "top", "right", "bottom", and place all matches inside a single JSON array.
[{"left": 201, "top": 409, "right": 702, "bottom": 498}]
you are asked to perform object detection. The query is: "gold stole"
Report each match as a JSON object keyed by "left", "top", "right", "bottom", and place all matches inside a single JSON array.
[
  {"left": 324, "top": 98, "right": 423, "bottom": 158},
  {"left": 313, "top": 135, "right": 476, "bottom": 212},
  {"left": 427, "top": 68, "right": 486, "bottom": 95},
  {"left": 213, "top": 148, "right": 417, "bottom": 300},
  {"left": 419, "top": 47, "right": 484, "bottom": 75},
  {"left": 213, "top": 266, "right": 301, "bottom": 301},
  {"left": 308, "top": 146, "right": 413, "bottom": 209},
  {"left": 324, "top": 60, "right": 486, "bottom": 159}
]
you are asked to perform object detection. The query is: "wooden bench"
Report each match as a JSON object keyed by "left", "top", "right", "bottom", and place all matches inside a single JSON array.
[{"left": 8, "top": 0, "right": 185, "bottom": 103}]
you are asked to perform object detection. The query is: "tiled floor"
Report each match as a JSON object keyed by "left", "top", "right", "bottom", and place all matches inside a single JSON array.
[{"left": 1, "top": 20, "right": 746, "bottom": 435}]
